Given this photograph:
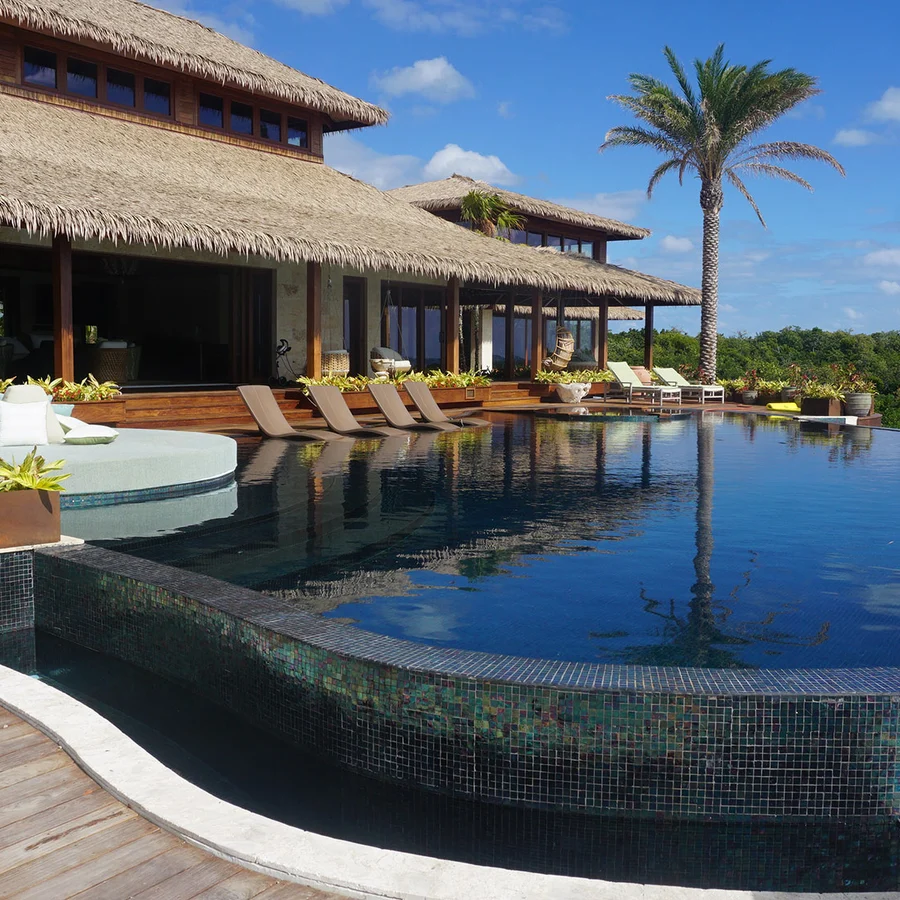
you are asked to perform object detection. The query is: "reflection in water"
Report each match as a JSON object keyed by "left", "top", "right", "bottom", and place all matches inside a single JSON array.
[{"left": 94, "top": 414, "right": 898, "bottom": 669}]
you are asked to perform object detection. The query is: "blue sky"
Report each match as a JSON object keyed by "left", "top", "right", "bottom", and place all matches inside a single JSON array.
[{"left": 162, "top": 0, "right": 899, "bottom": 335}]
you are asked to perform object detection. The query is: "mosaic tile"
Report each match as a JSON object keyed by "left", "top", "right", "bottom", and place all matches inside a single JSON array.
[{"left": 32, "top": 543, "right": 900, "bottom": 819}]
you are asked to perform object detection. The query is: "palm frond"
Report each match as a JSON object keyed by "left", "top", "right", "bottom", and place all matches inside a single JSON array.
[
  {"left": 647, "top": 158, "right": 687, "bottom": 197},
  {"left": 733, "top": 162, "right": 813, "bottom": 190},
  {"left": 737, "top": 141, "right": 846, "bottom": 174},
  {"left": 600, "top": 125, "right": 686, "bottom": 156},
  {"left": 725, "top": 169, "right": 766, "bottom": 227}
]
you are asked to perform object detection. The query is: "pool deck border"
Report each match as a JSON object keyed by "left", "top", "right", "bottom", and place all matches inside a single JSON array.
[{"left": 0, "top": 663, "right": 893, "bottom": 900}]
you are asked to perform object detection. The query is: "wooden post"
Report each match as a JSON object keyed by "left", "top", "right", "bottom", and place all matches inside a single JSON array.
[
  {"left": 504, "top": 290, "right": 515, "bottom": 379},
  {"left": 306, "top": 260, "right": 322, "bottom": 380},
  {"left": 643, "top": 304, "right": 654, "bottom": 369},
  {"left": 530, "top": 289, "right": 543, "bottom": 380},
  {"left": 597, "top": 298, "right": 609, "bottom": 369},
  {"left": 52, "top": 234, "right": 74, "bottom": 382},
  {"left": 444, "top": 276, "right": 460, "bottom": 373}
]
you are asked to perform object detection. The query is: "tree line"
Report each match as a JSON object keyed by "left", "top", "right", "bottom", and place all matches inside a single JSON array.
[{"left": 609, "top": 326, "right": 900, "bottom": 426}]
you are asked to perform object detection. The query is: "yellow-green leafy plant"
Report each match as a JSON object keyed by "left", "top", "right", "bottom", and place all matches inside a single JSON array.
[
  {"left": 0, "top": 447, "right": 70, "bottom": 492},
  {"left": 534, "top": 368, "right": 614, "bottom": 384},
  {"left": 296, "top": 374, "right": 373, "bottom": 394},
  {"left": 398, "top": 370, "right": 490, "bottom": 388},
  {"left": 25, "top": 375, "right": 62, "bottom": 394},
  {"left": 22, "top": 375, "right": 121, "bottom": 402},
  {"left": 0, "top": 377, "right": 14, "bottom": 393}
]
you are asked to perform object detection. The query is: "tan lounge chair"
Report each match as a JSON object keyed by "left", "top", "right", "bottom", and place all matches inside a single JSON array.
[
  {"left": 607, "top": 361, "right": 681, "bottom": 405},
  {"left": 306, "top": 384, "right": 406, "bottom": 438},
  {"left": 654, "top": 367, "right": 725, "bottom": 403},
  {"left": 367, "top": 383, "right": 458, "bottom": 431},
  {"left": 402, "top": 380, "right": 492, "bottom": 427},
  {"left": 237, "top": 385, "right": 347, "bottom": 441}
]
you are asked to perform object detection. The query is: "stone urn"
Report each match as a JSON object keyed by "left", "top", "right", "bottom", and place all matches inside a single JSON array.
[
  {"left": 555, "top": 382, "right": 591, "bottom": 403},
  {"left": 844, "top": 392, "right": 873, "bottom": 417},
  {"left": 741, "top": 389, "right": 759, "bottom": 405}
]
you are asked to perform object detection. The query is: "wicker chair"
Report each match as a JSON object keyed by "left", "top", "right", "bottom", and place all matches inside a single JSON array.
[
  {"left": 83, "top": 344, "right": 141, "bottom": 384},
  {"left": 543, "top": 327, "right": 575, "bottom": 371},
  {"left": 323, "top": 350, "right": 350, "bottom": 377}
]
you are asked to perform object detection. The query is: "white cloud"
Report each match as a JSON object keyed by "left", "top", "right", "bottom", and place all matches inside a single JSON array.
[
  {"left": 834, "top": 128, "right": 880, "bottom": 147},
  {"left": 497, "top": 101, "right": 513, "bottom": 119},
  {"left": 371, "top": 58, "right": 474, "bottom": 103},
  {"left": 551, "top": 190, "right": 646, "bottom": 223},
  {"left": 660, "top": 235, "right": 694, "bottom": 253},
  {"left": 325, "top": 133, "right": 421, "bottom": 189},
  {"left": 866, "top": 86, "right": 900, "bottom": 122},
  {"left": 274, "top": 0, "right": 349, "bottom": 12},
  {"left": 786, "top": 102, "right": 826, "bottom": 121},
  {"left": 423, "top": 144, "right": 518, "bottom": 185},
  {"left": 362, "top": 0, "right": 565, "bottom": 35},
  {"left": 878, "top": 280, "right": 900, "bottom": 296},
  {"left": 721, "top": 303, "right": 737, "bottom": 313},
  {"left": 152, "top": 0, "right": 255, "bottom": 43},
  {"left": 843, "top": 306, "right": 863, "bottom": 321},
  {"left": 864, "top": 248, "right": 900, "bottom": 269}
]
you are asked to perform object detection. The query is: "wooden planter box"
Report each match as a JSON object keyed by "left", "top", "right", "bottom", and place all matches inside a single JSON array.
[
  {"left": 70, "top": 399, "right": 126, "bottom": 425},
  {"left": 0, "top": 490, "right": 61, "bottom": 549},
  {"left": 800, "top": 398, "right": 842, "bottom": 417}
]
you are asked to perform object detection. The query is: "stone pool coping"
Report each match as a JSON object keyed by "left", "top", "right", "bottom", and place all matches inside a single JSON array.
[
  {"left": 40, "top": 543, "right": 900, "bottom": 695},
  {"left": 0, "top": 664, "right": 890, "bottom": 900}
]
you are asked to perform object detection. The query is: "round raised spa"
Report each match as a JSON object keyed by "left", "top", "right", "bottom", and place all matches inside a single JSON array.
[{"left": 37, "top": 414, "right": 900, "bottom": 824}]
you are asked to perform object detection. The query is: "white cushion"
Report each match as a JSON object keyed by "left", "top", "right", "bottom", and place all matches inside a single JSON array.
[
  {"left": 98, "top": 340, "right": 128, "bottom": 349},
  {"left": 56, "top": 414, "right": 87, "bottom": 434},
  {"left": 64, "top": 424, "right": 119, "bottom": 445},
  {"left": 0, "top": 400, "right": 49, "bottom": 446},
  {"left": 3, "top": 385, "right": 65, "bottom": 444}
]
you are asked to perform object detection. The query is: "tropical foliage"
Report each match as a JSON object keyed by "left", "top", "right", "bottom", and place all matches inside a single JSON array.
[
  {"left": 460, "top": 190, "right": 525, "bottom": 239},
  {"left": 3, "top": 375, "right": 123, "bottom": 402},
  {"left": 601, "top": 45, "right": 844, "bottom": 378},
  {"left": 533, "top": 368, "right": 614, "bottom": 384},
  {"left": 297, "top": 370, "right": 491, "bottom": 394},
  {"left": 0, "top": 447, "right": 70, "bottom": 492}
]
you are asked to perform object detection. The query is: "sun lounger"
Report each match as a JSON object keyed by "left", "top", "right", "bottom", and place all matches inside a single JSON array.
[
  {"left": 653, "top": 367, "right": 725, "bottom": 404},
  {"left": 607, "top": 361, "right": 681, "bottom": 406},
  {"left": 237, "top": 385, "right": 348, "bottom": 441},
  {"left": 402, "top": 380, "right": 492, "bottom": 427},
  {"left": 367, "top": 383, "right": 459, "bottom": 431},
  {"left": 306, "top": 384, "right": 406, "bottom": 438}
]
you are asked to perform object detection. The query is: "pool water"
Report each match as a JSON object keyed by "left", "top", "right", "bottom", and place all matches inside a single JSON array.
[{"left": 83, "top": 413, "right": 900, "bottom": 669}]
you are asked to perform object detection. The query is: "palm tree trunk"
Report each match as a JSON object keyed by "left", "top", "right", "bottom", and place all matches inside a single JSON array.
[{"left": 699, "top": 181, "right": 723, "bottom": 380}]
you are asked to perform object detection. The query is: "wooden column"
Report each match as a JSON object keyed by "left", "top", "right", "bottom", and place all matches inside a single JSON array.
[
  {"left": 643, "top": 304, "right": 655, "bottom": 369},
  {"left": 444, "top": 276, "right": 460, "bottom": 373},
  {"left": 504, "top": 290, "right": 515, "bottom": 379},
  {"left": 596, "top": 298, "right": 609, "bottom": 369},
  {"left": 306, "top": 260, "right": 322, "bottom": 379},
  {"left": 52, "top": 234, "right": 74, "bottom": 382},
  {"left": 530, "top": 289, "right": 543, "bottom": 380}
]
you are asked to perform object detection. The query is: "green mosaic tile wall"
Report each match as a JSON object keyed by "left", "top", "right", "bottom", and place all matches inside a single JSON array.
[{"left": 33, "top": 546, "right": 900, "bottom": 819}]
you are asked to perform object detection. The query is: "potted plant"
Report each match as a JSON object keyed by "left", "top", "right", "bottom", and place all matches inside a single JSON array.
[
  {"left": 740, "top": 369, "right": 760, "bottom": 405},
  {"left": 0, "top": 447, "right": 70, "bottom": 549},
  {"left": 839, "top": 364, "right": 875, "bottom": 417},
  {"left": 781, "top": 364, "right": 802, "bottom": 402},
  {"left": 798, "top": 380, "right": 844, "bottom": 417}
]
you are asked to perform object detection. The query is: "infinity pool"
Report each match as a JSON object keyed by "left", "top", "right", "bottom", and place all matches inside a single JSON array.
[{"left": 76, "top": 412, "right": 900, "bottom": 670}]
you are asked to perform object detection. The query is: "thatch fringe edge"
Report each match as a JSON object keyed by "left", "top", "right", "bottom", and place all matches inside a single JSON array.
[
  {"left": 0, "top": 1, "right": 388, "bottom": 125},
  {"left": 0, "top": 197, "right": 699, "bottom": 304}
]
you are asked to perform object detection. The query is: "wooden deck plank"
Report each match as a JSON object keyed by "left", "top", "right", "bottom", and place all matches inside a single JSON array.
[
  {"left": 0, "top": 816, "right": 153, "bottom": 899},
  {"left": 0, "top": 746, "right": 69, "bottom": 790},
  {"left": 0, "top": 792, "right": 124, "bottom": 852},
  {"left": 13, "top": 830, "right": 174, "bottom": 900},
  {"left": 0, "top": 805, "right": 137, "bottom": 876},
  {"left": 128, "top": 858, "right": 243, "bottom": 900},
  {"left": 68, "top": 844, "right": 201, "bottom": 899},
  {"left": 0, "top": 768, "right": 99, "bottom": 830},
  {"left": 188, "top": 870, "right": 278, "bottom": 900},
  {"left": 0, "top": 708, "right": 339, "bottom": 899}
]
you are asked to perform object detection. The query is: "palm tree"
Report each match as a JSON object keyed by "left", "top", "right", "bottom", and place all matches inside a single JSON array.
[
  {"left": 460, "top": 190, "right": 525, "bottom": 238},
  {"left": 600, "top": 46, "right": 844, "bottom": 379}
]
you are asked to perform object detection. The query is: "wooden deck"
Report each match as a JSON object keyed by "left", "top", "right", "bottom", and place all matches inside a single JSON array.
[{"left": 0, "top": 705, "right": 342, "bottom": 900}]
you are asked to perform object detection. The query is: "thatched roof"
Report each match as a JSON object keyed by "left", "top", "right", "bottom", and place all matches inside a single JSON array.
[
  {"left": 388, "top": 174, "right": 651, "bottom": 241},
  {"left": 493, "top": 304, "right": 643, "bottom": 321},
  {"left": 0, "top": 94, "right": 700, "bottom": 305},
  {"left": 0, "top": 0, "right": 387, "bottom": 128}
]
